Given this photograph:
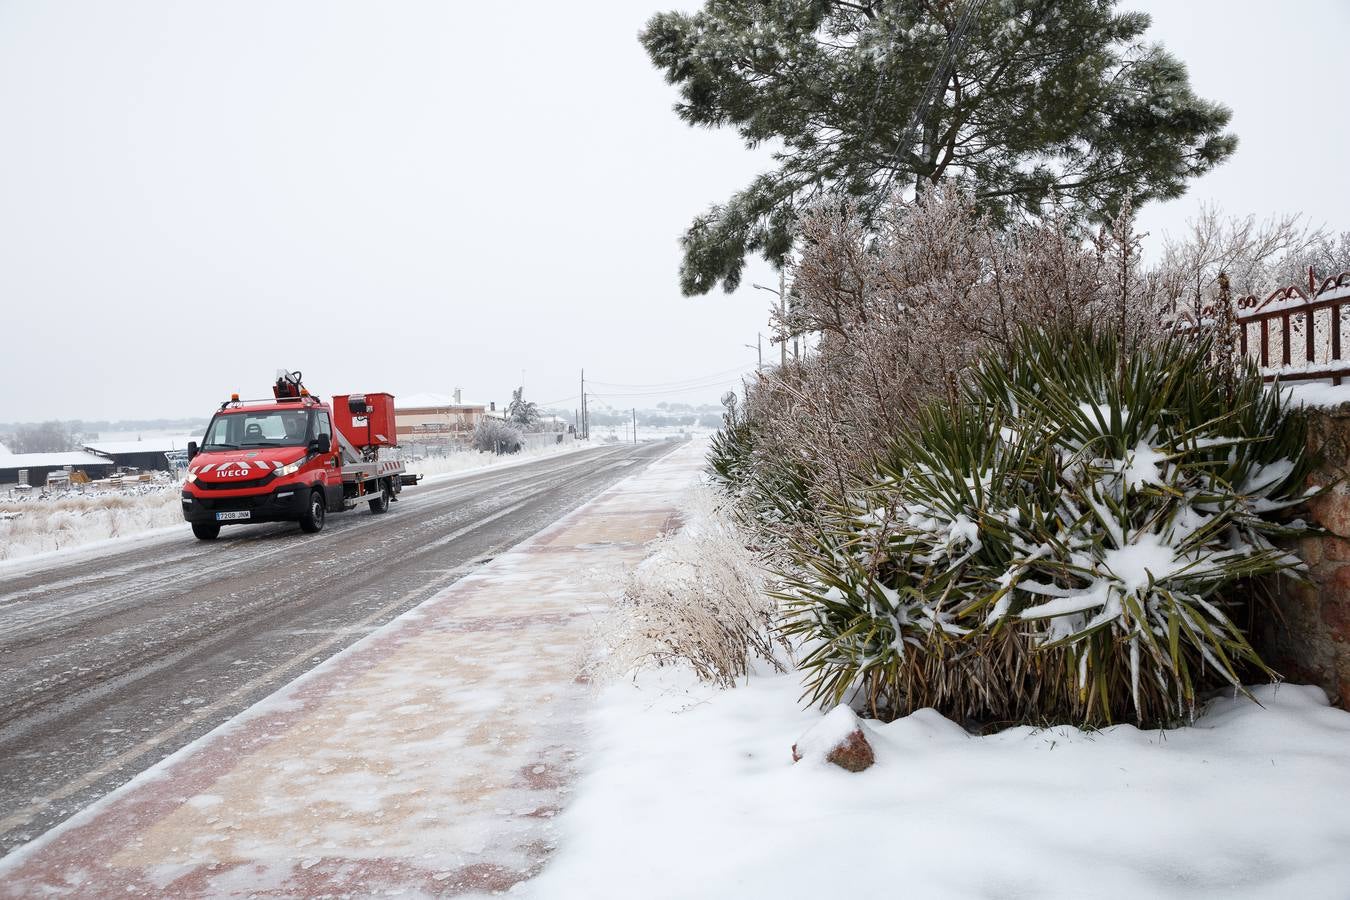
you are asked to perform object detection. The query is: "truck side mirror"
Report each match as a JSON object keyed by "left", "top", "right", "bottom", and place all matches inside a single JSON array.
[
  {"left": 313, "top": 434, "right": 332, "bottom": 455},
  {"left": 187, "top": 441, "right": 198, "bottom": 461}
]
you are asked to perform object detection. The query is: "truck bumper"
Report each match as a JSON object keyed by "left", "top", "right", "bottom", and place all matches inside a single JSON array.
[{"left": 181, "top": 486, "right": 311, "bottom": 525}]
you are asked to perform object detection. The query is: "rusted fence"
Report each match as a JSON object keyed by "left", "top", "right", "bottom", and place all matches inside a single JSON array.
[{"left": 1175, "top": 268, "right": 1350, "bottom": 384}]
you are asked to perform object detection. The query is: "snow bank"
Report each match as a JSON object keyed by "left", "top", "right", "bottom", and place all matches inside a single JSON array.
[
  {"left": 1282, "top": 381, "right": 1350, "bottom": 409},
  {"left": 523, "top": 670, "right": 1350, "bottom": 899}
]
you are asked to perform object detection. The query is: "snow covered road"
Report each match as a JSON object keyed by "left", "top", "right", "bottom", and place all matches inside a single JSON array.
[{"left": 0, "top": 440, "right": 682, "bottom": 858}]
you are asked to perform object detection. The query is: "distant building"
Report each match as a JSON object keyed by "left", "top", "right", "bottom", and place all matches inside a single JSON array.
[
  {"left": 0, "top": 451, "right": 116, "bottom": 488},
  {"left": 83, "top": 437, "right": 198, "bottom": 474},
  {"left": 395, "top": 393, "right": 488, "bottom": 445}
]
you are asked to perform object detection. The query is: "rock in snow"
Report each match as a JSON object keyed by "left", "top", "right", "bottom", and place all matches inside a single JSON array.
[{"left": 791, "top": 705, "right": 875, "bottom": 772}]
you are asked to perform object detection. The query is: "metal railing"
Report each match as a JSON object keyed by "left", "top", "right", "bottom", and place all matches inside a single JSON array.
[{"left": 1173, "top": 269, "right": 1350, "bottom": 384}]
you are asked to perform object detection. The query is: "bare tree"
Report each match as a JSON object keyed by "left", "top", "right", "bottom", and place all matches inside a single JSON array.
[
  {"left": 6, "top": 421, "right": 77, "bottom": 453},
  {"left": 1160, "top": 204, "right": 1323, "bottom": 317},
  {"left": 733, "top": 187, "right": 1169, "bottom": 534},
  {"left": 1277, "top": 229, "right": 1350, "bottom": 288}
]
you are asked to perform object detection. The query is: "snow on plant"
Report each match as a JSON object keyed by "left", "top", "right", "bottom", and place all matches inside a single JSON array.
[
  {"left": 588, "top": 482, "right": 786, "bottom": 688},
  {"left": 707, "top": 392, "right": 818, "bottom": 555},
  {"left": 471, "top": 417, "right": 523, "bottom": 454},
  {"left": 706, "top": 394, "right": 754, "bottom": 492},
  {"left": 783, "top": 324, "right": 1314, "bottom": 728},
  {"left": 984, "top": 328, "right": 1313, "bottom": 718}
]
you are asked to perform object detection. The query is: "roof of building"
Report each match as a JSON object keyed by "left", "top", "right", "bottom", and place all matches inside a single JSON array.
[
  {"left": 396, "top": 392, "right": 486, "bottom": 411},
  {"left": 82, "top": 437, "right": 197, "bottom": 456},
  {"left": 0, "top": 451, "right": 118, "bottom": 469}
]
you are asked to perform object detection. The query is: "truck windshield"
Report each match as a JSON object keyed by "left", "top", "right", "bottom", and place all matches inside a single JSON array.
[{"left": 202, "top": 410, "right": 311, "bottom": 449}]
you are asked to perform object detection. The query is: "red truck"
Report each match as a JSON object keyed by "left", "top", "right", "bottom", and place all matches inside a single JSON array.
[{"left": 181, "top": 371, "right": 416, "bottom": 540}]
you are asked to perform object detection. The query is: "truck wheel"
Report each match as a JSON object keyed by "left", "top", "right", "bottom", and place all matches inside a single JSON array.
[
  {"left": 192, "top": 522, "right": 220, "bottom": 541},
  {"left": 300, "top": 489, "right": 326, "bottom": 533},
  {"left": 368, "top": 480, "right": 391, "bottom": 514}
]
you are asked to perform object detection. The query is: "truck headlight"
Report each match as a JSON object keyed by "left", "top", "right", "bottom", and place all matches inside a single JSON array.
[{"left": 274, "top": 461, "right": 301, "bottom": 478}]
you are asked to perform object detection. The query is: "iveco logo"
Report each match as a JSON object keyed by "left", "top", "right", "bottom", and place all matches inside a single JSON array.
[{"left": 219, "top": 469, "right": 250, "bottom": 477}]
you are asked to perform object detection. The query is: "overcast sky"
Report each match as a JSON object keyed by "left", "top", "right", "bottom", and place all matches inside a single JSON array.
[{"left": 0, "top": 1, "right": 1346, "bottom": 424}]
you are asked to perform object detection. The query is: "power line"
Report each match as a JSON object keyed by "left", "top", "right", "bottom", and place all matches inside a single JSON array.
[
  {"left": 871, "top": 0, "right": 987, "bottom": 210},
  {"left": 535, "top": 393, "right": 581, "bottom": 408},
  {"left": 587, "top": 364, "right": 755, "bottom": 390},
  {"left": 589, "top": 385, "right": 744, "bottom": 401},
  {"left": 540, "top": 372, "right": 749, "bottom": 405},
  {"left": 588, "top": 376, "right": 752, "bottom": 398},
  {"left": 527, "top": 364, "right": 756, "bottom": 412}
]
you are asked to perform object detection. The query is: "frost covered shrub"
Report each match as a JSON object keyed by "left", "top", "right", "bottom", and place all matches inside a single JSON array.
[
  {"left": 590, "top": 483, "right": 786, "bottom": 687},
  {"left": 782, "top": 324, "right": 1314, "bottom": 728},
  {"left": 708, "top": 402, "right": 818, "bottom": 557},
  {"left": 707, "top": 410, "right": 754, "bottom": 492},
  {"left": 471, "top": 417, "right": 522, "bottom": 454},
  {"left": 724, "top": 189, "right": 1170, "bottom": 550}
]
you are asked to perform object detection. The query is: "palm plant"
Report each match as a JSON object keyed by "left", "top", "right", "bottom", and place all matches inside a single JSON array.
[{"left": 782, "top": 323, "right": 1314, "bottom": 727}]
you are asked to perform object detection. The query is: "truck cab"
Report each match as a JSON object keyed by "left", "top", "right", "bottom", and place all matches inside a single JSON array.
[{"left": 181, "top": 372, "right": 408, "bottom": 540}]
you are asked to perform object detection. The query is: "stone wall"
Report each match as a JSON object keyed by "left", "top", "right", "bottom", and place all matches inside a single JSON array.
[{"left": 1258, "top": 403, "right": 1350, "bottom": 708}]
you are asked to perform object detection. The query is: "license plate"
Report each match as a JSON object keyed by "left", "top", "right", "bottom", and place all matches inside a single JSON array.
[{"left": 215, "top": 511, "right": 251, "bottom": 521}]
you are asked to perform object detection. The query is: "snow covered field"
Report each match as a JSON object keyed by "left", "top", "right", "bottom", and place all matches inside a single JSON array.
[
  {"left": 526, "top": 669, "right": 1350, "bottom": 899},
  {"left": 0, "top": 487, "right": 184, "bottom": 563}
]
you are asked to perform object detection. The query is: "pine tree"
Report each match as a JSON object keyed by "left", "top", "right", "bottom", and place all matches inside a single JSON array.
[
  {"left": 641, "top": 0, "right": 1236, "bottom": 295},
  {"left": 506, "top": 387, "right": 539, "bottom": 427}
]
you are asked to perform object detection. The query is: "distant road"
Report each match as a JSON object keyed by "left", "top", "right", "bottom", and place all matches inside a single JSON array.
[{"left": 0, "top": 440, "right": 681, "bottom": 856}]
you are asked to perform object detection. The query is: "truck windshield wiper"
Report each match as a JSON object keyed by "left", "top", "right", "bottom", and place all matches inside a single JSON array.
[{"left": 202, "top": 442, "right": 237, "bottom": 450}]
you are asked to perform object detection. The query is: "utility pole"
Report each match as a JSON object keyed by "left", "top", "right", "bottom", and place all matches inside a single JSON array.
[
  {"left": 580, "top": 368, "right": 587, "bottom": 440},
  {"left": 744, "top": 335, "right": 763, "bottom": 372},
  {"left": 632, "top": 408, "right": 637, "bottom": 445}
]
